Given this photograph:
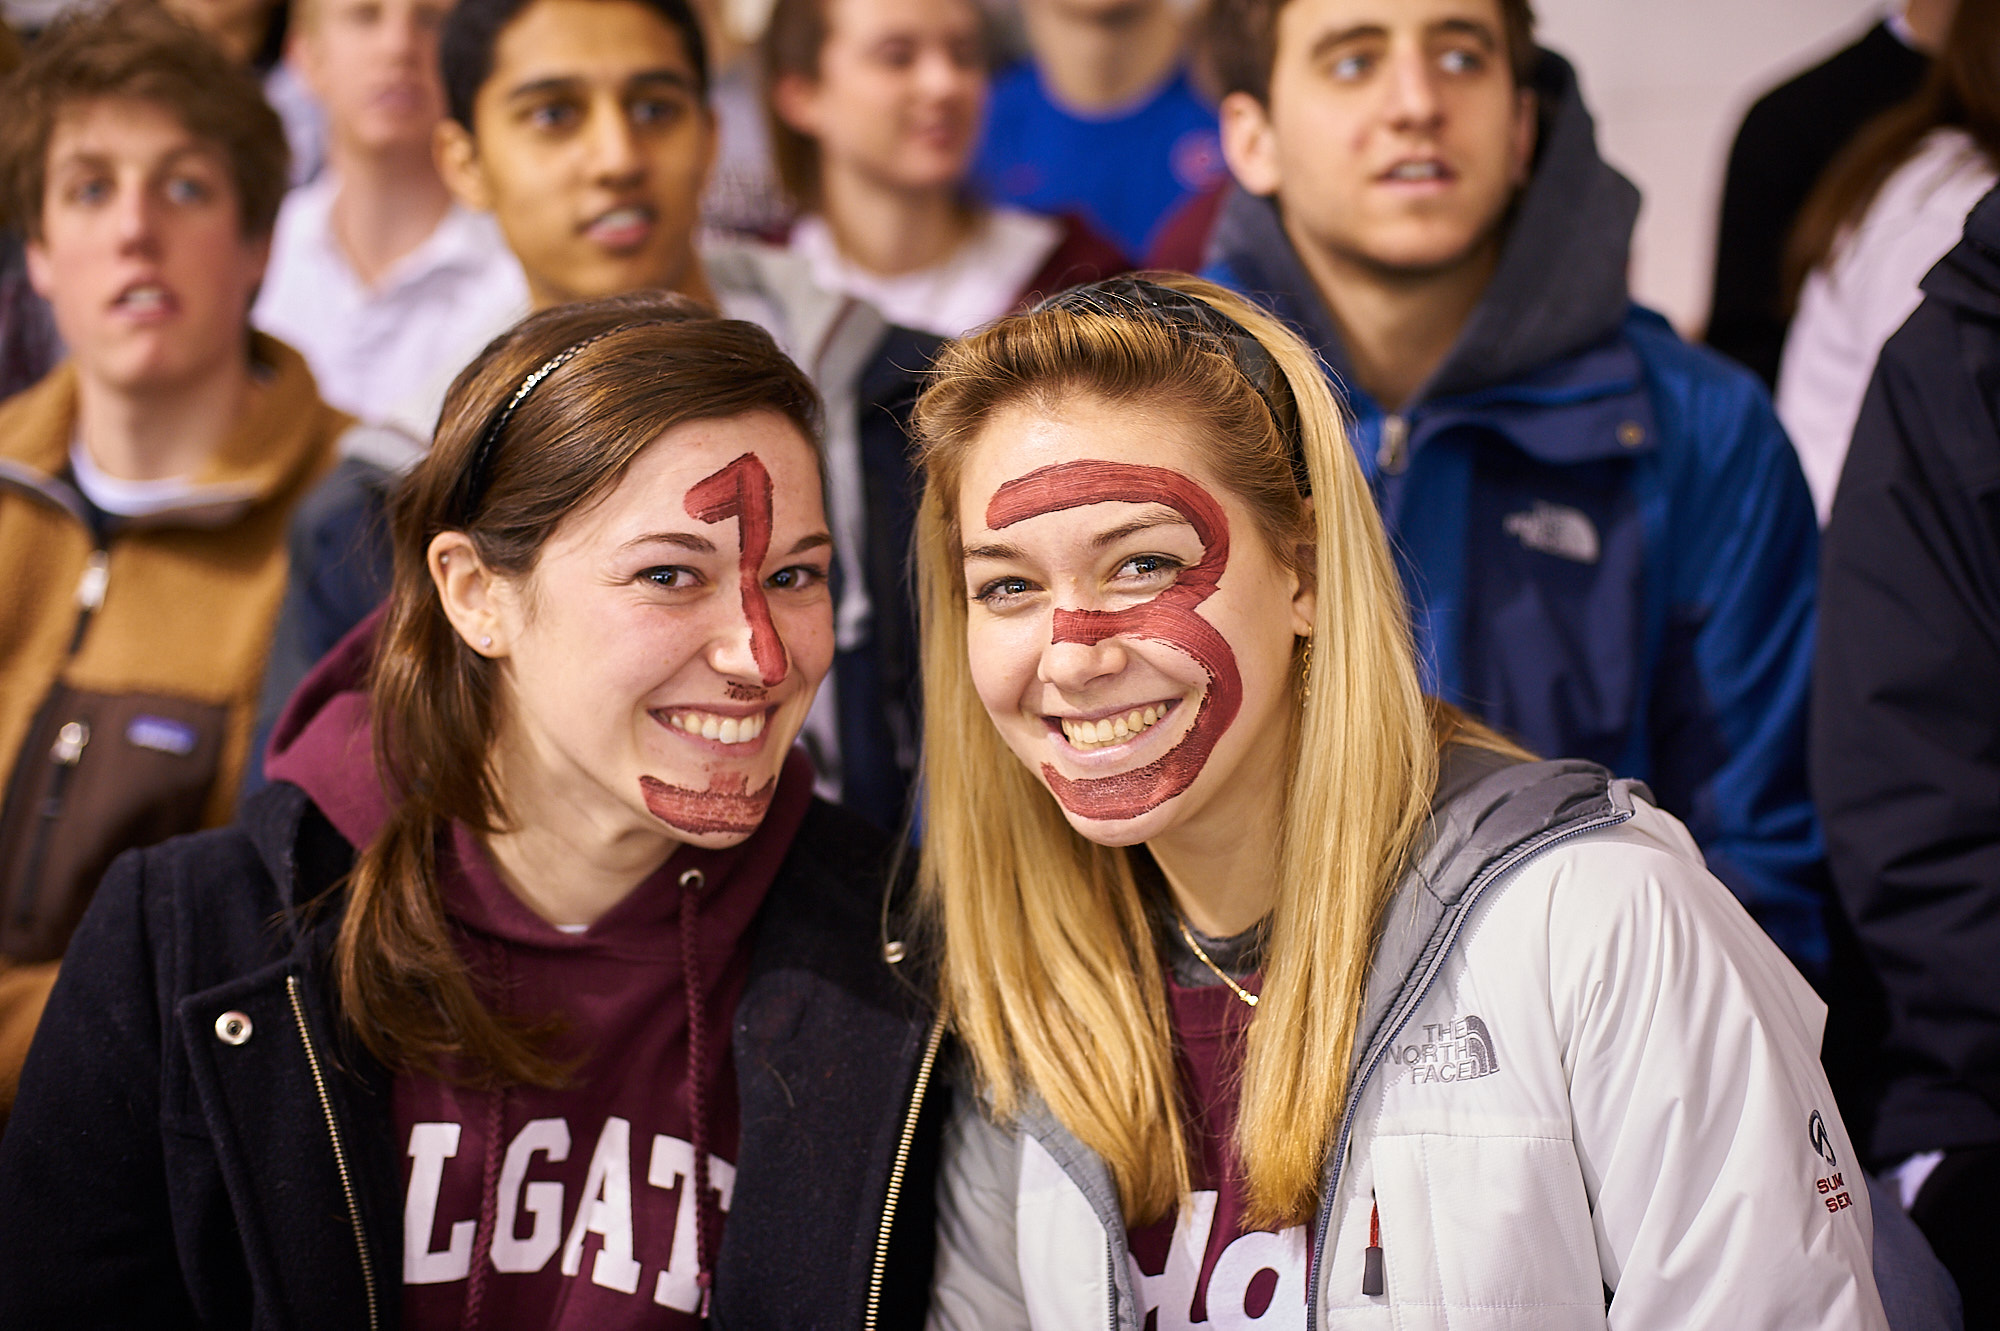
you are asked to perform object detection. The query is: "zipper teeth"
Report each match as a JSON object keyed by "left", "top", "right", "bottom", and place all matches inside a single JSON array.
[
  {"left": 287, "top": 974, "right": 380, "bottom": 1331},
  {"left": 1304, "top": 807, "right": 1631, "bottom": 1327},
  {"left": 864, "top": 1012, "right": 947, "bottom": 1331}
]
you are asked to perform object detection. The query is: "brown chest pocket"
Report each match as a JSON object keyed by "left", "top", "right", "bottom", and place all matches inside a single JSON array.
[{"left": 0, "top": 686, "right": 227, "bottom": 963}]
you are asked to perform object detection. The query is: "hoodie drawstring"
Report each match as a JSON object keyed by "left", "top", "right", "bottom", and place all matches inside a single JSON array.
[
  {"left": 462, "top": 940, "right": 511, "bottom": 1330},
  {"left": 679, "top": 867, "right": 720, "bottom": 1317}
]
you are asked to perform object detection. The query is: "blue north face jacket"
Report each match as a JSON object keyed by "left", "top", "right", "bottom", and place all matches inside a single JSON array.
[{"left": 1204, "top": 52, "right": 1828, "bottom": 974}]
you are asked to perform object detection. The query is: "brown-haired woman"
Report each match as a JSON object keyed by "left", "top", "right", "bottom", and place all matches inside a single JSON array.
[
  {"left": 1776, "top": 0, "right": 2000, "bottom": 523},
  {"left": 0, "top": 292, "right": 944, "bottom": 1329}
]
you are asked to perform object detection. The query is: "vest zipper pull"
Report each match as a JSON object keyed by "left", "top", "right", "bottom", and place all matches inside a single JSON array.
[{"left": 1362, "top": 1193, "right": 1385, "bottom": 1296}]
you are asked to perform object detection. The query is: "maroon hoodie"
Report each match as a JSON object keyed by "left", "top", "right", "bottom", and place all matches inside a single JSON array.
[{"left": 267, "top": 616, "right": 814, "bottom": 1330}]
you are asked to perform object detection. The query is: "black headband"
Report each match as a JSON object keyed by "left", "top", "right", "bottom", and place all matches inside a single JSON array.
[
  {"left": 1032, "top": 277, "right": 1310, "bottom": 496},
  {"left": 449, "top": 323, "right": 646, "bottom": 525}
]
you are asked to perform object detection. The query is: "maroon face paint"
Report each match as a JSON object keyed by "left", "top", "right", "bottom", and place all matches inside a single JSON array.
[
  {"left": 685, "top": 451, "right": 787, "bottom": 686},
  {"left": 724, "top": 682, "right": 769, "bottom": 703},
  {"left": 984, "top": 460, "right": 1242, "bottom": 823},
  {"left": 640, "top": 772, "right": 777, "bottom": 837}
]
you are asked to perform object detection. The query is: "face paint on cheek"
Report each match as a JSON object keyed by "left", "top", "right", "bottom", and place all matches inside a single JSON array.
[
  {"left": 685, "top": 451, "right": 787, "bottom": 686},
  {"left": 639, "top": 771, "right": 778, "bottom": 837},
  {"left": 985, "top": 460, "right": 1244, "bottom": 822}
]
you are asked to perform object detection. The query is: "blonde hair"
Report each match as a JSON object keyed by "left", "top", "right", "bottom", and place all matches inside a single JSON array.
[{"left": 913, "top": 274, "right": 1448, "bottom": 1227}]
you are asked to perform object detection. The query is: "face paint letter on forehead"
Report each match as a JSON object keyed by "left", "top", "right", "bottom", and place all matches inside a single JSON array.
[
  {"left": 637, "top": 450, "right": 788, "bottom": 839},
  {"left": 985, "top": 460, "right": 1243, "bottom": 822},
  {"left": 686, "top": 451, "right": 788, "bottom": 686}
]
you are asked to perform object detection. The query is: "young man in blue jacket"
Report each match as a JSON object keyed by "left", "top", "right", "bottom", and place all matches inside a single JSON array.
[{"left": 1200, "top": 0, "right": 1829, "bottom": 975}]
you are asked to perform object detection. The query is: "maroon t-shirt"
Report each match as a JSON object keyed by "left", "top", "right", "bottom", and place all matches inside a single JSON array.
[
  {"left": 395, "top": 752, "right": 813, "bottom": 1330},
  {"left": 1127, "top": 975, "right": 1314, "bottom": 1330}
]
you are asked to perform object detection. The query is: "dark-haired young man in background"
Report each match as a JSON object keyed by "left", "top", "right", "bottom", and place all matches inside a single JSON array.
[
  {"left": 0, "top": 2, "right": 348, "bottom": 1121},
  {"left": 1200, "top": 0, "right": 1831, "bottom": 981},
  {"left": 259, "top": 0, "right": 937, "bottom": 832}
]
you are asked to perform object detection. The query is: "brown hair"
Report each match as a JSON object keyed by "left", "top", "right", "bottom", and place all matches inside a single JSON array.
[
  {"left": 761, "top": 0, "right": 832, "bottom": 208},
  {"left": 1786, "top": 0, "right": 2000, "bottom": 305},
  {"left": 0, "top": 1, "right": 290, "bottom": 238},
  {"left": 338, "top": 291, "right": 822, "bottom": 1086},
  {"left": 1207, "top": 0, "right": 1537, "bottom": 104}
]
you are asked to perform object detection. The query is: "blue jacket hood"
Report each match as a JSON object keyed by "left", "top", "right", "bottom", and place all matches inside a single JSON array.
[{"left": 1206, "top": 49, "right": 1641, "bottom": 406}]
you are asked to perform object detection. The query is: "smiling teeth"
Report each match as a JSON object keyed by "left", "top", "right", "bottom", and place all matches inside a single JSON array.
[
  {"left": 120, "top": 286, "right": 167, "bottom": 309},
  {"left": 1388, "top": 162, "right": 1444, "bottom": 180},
  {"left": 1061, "top": 706, "right": 1165, "bottom": 749},
  {"left": 668, "top": 710, "right": 766, "bottom": 744}
]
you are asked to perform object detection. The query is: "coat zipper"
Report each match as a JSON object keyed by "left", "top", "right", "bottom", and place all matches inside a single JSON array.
[
  {"left": 1376, "top": 415, "right": 1410, "bottom": 475},
  {"left": 288, "top": 973, "right": 380, "bottom": 1331},
  {"left": 1302, "top": 805, "right": 1632, "bottom": 1327},
  {"left": 8, "top": 550, "right": 109, "bottom": 932},
  {"left": 863, "top": 1011, "right": 947, "bottom": 1331}
]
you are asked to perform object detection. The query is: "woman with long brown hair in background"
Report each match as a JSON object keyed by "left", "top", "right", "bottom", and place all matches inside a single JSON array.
[
  {"left": 912, "top": 275, "right": 1891, "bottom": 1328},
  {"left": 1777, "top": 0, "right": 2000, "bottom": 523},
  {"left": 0, "top": 292, "right": 944, "bottom": 1328}
]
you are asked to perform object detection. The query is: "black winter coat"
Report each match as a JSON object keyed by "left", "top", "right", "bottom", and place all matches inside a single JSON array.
[
  {"left": 0, "top": 781, "right": 945, "bottom": 1329},
  {"left": 1813, "top": 184, "right": 2000, "bottom": 1165}
]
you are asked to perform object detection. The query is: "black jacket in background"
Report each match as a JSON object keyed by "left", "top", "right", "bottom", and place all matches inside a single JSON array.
[
  {"left": 1707, "top": 18, "right": 1929, "bottom": 387},
  {"left": 0, "top": 781, "right": 944, "bottom": 1329},
  {"left": 1813, "top": 185, "right": 2000, "bottom": 1166}
]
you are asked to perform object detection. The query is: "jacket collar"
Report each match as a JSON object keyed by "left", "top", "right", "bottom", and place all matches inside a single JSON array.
[
  {"left": 1206, "top": 50, "right": 1644, "bottom": 448},
  {"left": 0, "top": 332, "right": 347, "bottom": 528},
  {"left": 1006, "top": 752, "right": 1639, "bottom": 1326}
]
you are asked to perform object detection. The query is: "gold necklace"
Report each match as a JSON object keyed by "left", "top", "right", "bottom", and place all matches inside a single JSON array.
[{"left": 1174, "top": 913, "right": 1259, "bottom": 1008}]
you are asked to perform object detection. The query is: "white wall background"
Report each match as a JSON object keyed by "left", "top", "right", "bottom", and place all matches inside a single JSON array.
[{"left": 1536, "top": 0, "right": 1888, "bottom": 334}]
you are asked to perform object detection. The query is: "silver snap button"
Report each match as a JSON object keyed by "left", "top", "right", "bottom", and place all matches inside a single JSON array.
[
  {"left": 678, "top": 868, "right": 705, "bottom": 890},
  {"left": 1617, "top": 420, "right": 1646, "bottom": 449},
  {"left": 214, "top": 1011, "right": 253, "bottom": 1045},
  {"left": 883, "top": 940, "right": 907, "bottom": 964}
]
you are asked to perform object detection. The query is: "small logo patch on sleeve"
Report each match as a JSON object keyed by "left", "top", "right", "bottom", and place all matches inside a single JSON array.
[{"left": 126, "top": 715, "right": 199, "bottom": 756}]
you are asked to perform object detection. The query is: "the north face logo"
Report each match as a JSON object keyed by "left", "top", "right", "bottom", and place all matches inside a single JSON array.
[
  {"left": 1502, "top": 500, "right": 1600, "bottom": 564},
  {"left": 1391, "top": 1014, "right": 1501, "bottom": 1084}
]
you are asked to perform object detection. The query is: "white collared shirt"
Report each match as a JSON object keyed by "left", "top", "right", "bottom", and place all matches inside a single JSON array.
[
  {"left": 253, "top": 173, "right": 531, "bottom": 421},
  {"left": 788, "top": 206, "right": 1062, "bottom": 339}
]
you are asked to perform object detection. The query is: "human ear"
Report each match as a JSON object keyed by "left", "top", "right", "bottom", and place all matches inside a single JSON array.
[
  {"left": 429, "top": 531, "right": 517, "bottom": 656},
  {"left": 287, "top": 29, "right": 326, "bottom": 102},
  {"left": 1508, "top": 87, "right": 1537, "bottom": 188},
  {"left": 771, "top": 70, "right": 823, "bottom": 137},
  {"left": 1219, "top": 90, "right": 1283, "bottom": 198},
  {"left": 1289, "top": 546, "right": 1317, "bottom": 637},
  {"left": 23, "top": 235, "right": 52, "bottom": 301},
  {"left": 435, "top": 117, "right": 493, "bottom": 213}
]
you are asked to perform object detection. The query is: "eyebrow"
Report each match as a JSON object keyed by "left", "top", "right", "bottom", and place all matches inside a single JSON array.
[
  {"left": 1307, "top": 16, "right": 1497, "bottom": 61},
  {"left": 620, "top": 531, "right": 716, "bottom": 554},
  {"left": 959, "top": 512, "right": 1193, "bottom": 564},
  {"left": 961, "top": 540, "right": 1023, "bottom": 564},
  {"left": 1432, "top": 17, "right": 1500, "bottom": 48},
  {"left": 1091, "top": 512, "right": 1192, "bottom": 550},
  {"left": 50, "top": 145, "right": 221, "bottom": 174},
  {"left": 504, "top": 68, "right": 697, "bottom": 104},
  {"left": 784, "top": 533, "right": 834, "bottom": 556}
]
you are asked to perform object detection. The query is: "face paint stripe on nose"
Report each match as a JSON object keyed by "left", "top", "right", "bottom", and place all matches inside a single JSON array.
[{"left": 685, "top": 451, "right": 788, "bottom": 686}]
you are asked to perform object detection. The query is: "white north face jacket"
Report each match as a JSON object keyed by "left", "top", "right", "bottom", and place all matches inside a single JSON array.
[{"left": 927, "top": 756, "right": 1890, "bottom": 1331}]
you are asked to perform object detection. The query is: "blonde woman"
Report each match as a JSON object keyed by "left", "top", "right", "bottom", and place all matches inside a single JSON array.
[{"left": 911, "top": 275, "right": 1892, "bottom": 1328}]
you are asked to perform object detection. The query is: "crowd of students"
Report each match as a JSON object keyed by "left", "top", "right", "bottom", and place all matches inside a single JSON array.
[{"left": 0, "top": 0, "right": 1993, "bottom": 1325}]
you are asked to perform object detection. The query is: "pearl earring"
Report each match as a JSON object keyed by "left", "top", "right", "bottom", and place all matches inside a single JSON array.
[{"left": 480, "top": 636, "right": 492, "bottom": 649}]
